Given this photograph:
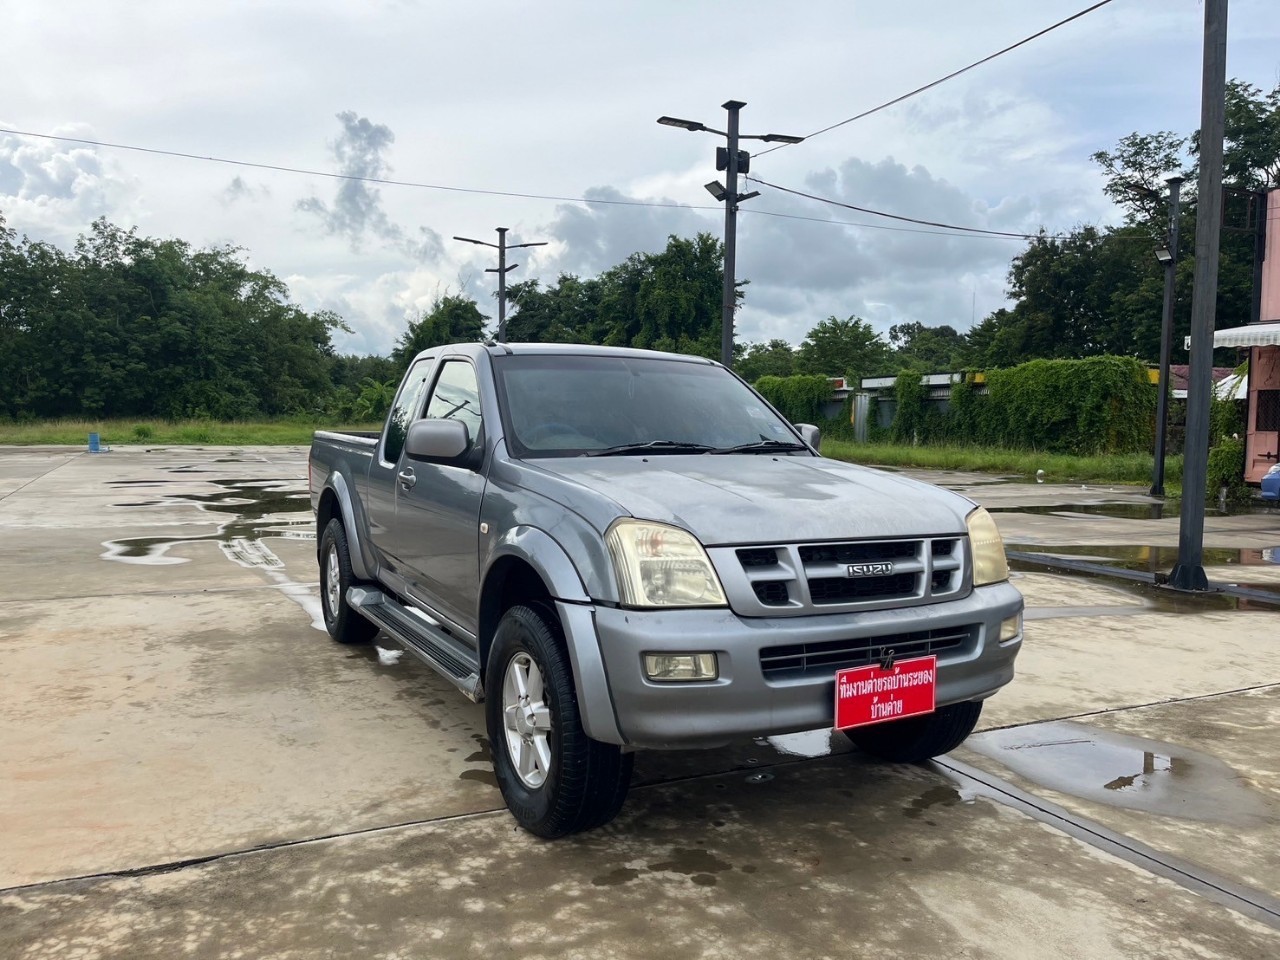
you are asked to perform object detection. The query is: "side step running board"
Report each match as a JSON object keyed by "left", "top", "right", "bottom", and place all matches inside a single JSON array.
[{"left": 346, "top": 586, "right": 484, "bottom": 702}]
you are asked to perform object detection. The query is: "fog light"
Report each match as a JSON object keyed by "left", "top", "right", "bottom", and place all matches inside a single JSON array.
[
  {"left": 999, "top": 613, "right": 1022, "bottom": 642},
  {"left": 643, "top": 653, "right": 718, "bottom": 682}
]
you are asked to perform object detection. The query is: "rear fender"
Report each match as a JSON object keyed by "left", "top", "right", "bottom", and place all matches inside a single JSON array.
[{"left": 320, "top": 473, "right": 373, "bottom": 581}]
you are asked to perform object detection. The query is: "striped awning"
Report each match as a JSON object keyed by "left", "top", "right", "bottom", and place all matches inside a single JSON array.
[{"left": 1212, "top": 321, "right": 1280, "bottom": 347}]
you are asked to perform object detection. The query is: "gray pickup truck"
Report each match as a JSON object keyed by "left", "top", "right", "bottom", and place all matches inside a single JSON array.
[{"left": 309, "top": 343, "right": 1023, "bottom": 836}]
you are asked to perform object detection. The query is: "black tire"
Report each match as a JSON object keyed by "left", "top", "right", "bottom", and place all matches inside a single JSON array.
[
  {"left": 844, "top": 699, "right": 983, "bottom": 763},
  {"left": 485, "top": 604, "right": 633, "bottom": 838},
  {"left": 318, "top": 517, "right": 379, "bottom": 645}
]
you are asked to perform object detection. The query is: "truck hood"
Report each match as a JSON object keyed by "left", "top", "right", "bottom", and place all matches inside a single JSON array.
[{"left": 525, "top": 455, "right": 973, "bottom": 545}]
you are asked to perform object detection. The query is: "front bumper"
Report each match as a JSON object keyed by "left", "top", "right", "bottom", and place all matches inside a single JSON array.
[{"left": 577, "top": 582, "right": 1023, "bottom": 749}]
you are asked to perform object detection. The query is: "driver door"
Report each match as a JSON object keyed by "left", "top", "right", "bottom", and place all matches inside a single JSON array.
[{"left": 388, "top": 358, "right": 488, "bottom": 633}]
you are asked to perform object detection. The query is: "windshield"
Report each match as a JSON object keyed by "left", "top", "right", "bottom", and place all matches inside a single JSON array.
[{"left": 493, "top": 354, "right": 806, "bottom": 458}]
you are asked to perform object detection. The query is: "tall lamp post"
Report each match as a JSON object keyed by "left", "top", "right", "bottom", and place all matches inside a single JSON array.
[
  {"left": 657, "top": 101, "right": 805, "bottom": 369},
  {"left": 1150, "top": 175, "right": 1185, "bottom": 498},
  {"left": 453, "top": 228, "right": 548, "bottom": 342},
  {"left": 1169, "top": 0, "right": 1228, "bottom": 592}
]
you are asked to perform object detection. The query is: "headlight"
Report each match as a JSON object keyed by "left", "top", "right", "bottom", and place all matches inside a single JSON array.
[
  {"left": 605, "top": 520, "right": 727, "bottom": 608},
  {"left": 967, "top": 507, "right": 1009, "bottom": 586}
]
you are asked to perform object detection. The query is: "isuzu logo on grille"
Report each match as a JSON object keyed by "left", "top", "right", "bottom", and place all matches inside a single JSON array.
[{"left": 847, "top": 562, "right": 894, "bottom": 578}]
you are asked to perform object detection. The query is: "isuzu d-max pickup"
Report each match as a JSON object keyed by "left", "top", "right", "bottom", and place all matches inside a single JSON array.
[{"left": 309, "top": 342, "right": 1023, "bottom": 836}]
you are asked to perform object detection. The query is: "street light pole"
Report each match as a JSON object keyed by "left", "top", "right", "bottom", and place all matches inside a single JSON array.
[
  {"left": 1150, "top": 176, "right": 1184, "bottom": 497},
  {"left": 452, "top": 228, "right": 548, "bottom": 342},
  {"left": 656, "top": 103, "right": 803, "bottom": 369},
  {"left": 1169, "top": 0, "right": 1228, "bottom": 592},
  {"left": 721, "top": 101, "right": 744, "bottom": 370}
]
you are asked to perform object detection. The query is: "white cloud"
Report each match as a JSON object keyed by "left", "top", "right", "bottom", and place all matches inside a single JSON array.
[{"left": 3, "top": 0, "right": 1279, "bottom": 356}]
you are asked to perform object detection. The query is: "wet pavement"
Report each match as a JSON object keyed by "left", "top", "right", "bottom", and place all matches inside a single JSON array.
[{"left": 1, "top": 447, "right": 1278, "bottom": 958}]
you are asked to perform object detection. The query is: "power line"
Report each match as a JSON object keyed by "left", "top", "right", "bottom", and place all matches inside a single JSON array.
[
  {"left": 744, "top": 207, "right": 1033, "bottom": 240},
  {"left": 0, "top": 126, "right": 724, "bottom": 214},
  {"left": 2, "top": 125, "right": 1134, "bottom": 246},
  {"left": 746, "top": 175, "right": 1070, "bottom": 240},
  {"left": 755, "top": 0, "right": 1116, "bottom": 158}
]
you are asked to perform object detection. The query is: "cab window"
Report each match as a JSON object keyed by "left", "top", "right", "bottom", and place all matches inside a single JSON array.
[
  {"left": 383, "top": 359, "right": 433, "bottom": 463},
  {"left": 423, "top": 360, "right": 483, "bottom": 449}
]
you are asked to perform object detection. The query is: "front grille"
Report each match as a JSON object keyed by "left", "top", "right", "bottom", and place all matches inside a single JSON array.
[
  {"left": 737, "top": 547, "right": 779, "bottom": 568},
  {"left": 799, "top": 541, "right": 917, "bottom": 565},
  {"left": 808, "top": 572, "right": 917, "bottom": 604},
  {"left": 760, "top": 625, "right": 976, "bottom": 680},
  {"left": 722, "top": 535, "right": 967, "bottom": 615},
  {"left": 752, "top": 580, "right": 790, "bottom": 605}
]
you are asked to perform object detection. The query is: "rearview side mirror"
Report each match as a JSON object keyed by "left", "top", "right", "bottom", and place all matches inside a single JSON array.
[
  {"left": 795, "top": 423, "right": 821, "bottom": 452},
  {"left": 405, "top": 419, "right": 470, "bottom": 462}
]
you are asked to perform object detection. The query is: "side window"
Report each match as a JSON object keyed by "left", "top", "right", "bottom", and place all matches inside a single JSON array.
[
  {"left": 424, "top": 360, "right": 484, "bottom": 448},
  {"left": 383, "top": 359, "right": 434, "bottom": 463}
]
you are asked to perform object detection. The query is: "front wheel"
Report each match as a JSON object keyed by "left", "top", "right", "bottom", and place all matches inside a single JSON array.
[
  {"left": 485, "top": 604, "right": 632, "bottom": 837},
  {"left": 843, "top": 700, "right": 983, "bottom": 763},
  {"left": 318, "top": 518, "right": 379, "bottom": 645}
]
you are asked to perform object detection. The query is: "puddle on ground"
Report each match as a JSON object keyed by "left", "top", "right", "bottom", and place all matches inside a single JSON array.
[
  {"left": 1009, "top": 546, "right": 1280, "bottom": 611},
  {"left": 101, "top": 476, "right": 324, "bottom": 630},
  {"left": 992, "top": 502, "right": 1175, "bottom": 520},
  {"left": 101, "top": 479, "right": 313, "bottom": 566},
  {"left": 966, "top": 720, "right": 1271, "bottom": 826}
]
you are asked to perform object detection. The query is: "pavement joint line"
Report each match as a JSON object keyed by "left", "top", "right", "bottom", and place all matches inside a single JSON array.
[
  {"left": 0, "top": 806, "right": 513, "bottom": 896},
  {"left": 974, "top": 681, "right": 1280, "bottom": 734},
  {"left": 935, "top": 756, "right": 1280, "bottom": 930},
  {"left": 0, "top": 751, "right": 834, "bottom": 896},
  {"left": 0, "top": 583, "right": 322, "bottom": 605},
  {"left": 1008, "top": 550, "right": 1280, "bottom": 605},
  {"left": 0, "top": 452, "right": 84, "bottom": 503}
]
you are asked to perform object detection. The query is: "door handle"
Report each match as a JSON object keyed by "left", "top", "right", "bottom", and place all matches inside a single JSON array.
[{"left": 397, "top": 469, "right": 417, "bottom": 489}]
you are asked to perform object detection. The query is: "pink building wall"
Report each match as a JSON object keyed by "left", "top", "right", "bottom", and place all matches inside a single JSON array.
[{"left": 1262, "top": 188, "right": 1280, "bottom": 324}]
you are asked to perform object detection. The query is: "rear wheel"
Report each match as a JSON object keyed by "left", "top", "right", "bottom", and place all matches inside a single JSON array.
[
  {"left": 843, "top": 700, "right": 983, "bottom": 763},
  {"left": 485, "top": 604, "right": 632, "bottom": 837},
  {"left": 318, "top": 518, "right": 378, "bottom": 645}
]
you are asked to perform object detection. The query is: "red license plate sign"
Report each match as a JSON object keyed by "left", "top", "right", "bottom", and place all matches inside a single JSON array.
[{"left": 834, "top": 656, "right": 937, "bottom": 731}]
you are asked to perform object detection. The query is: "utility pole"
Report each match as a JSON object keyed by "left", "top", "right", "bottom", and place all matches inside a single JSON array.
[
  {"left": 452, "top": 228, "right": 548, "bottom": 341},
  {"left": 657, "top": 103, "right": 804, "bottom": 369},
  {"left": 1150, "top": 176, "right": 1184, "bottom": 497},
  {"left": 1169, "top": 0, "right": 1228, "bottom": 591},
  {"left": 721, "top": 101, "right": 744, "bottom": 371}
]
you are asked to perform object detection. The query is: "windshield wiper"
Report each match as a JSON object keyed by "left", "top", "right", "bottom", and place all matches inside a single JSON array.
[
  {"left": 586, "top": 440, "right": 717, "bottom": 457},
  {"left": 710, "top": 439, "right": 809, "bottom": 455}
]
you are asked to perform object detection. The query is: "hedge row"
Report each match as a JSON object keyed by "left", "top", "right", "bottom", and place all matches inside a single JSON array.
[
  {"left": 753, "top": 374, "right": 854, "bottom": 440},
  {"left": 899, "top": 356, "right": 1157, "bottom": 455}
]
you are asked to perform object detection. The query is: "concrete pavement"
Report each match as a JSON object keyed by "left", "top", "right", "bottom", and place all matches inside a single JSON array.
[{"left": 1, "top": 447, "right": 1277, "bottom": 958}]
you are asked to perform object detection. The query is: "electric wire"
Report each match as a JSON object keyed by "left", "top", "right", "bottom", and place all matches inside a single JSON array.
[
  {"left": 746, "top": 175, "right": 1071, "bottom": 240},
  {"left": 2, "top": 127, "right": 1132, "bottom": 245},
  {"left": 754, "top": 0, "right": 1116, "bottom": 158},
  {"left": 0, "top": 126, "right": 724, "bottom": 214}
]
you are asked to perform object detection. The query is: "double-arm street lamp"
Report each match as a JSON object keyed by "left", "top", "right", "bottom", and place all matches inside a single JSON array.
[
  {"left": 453, "top": 228, "right": 548, "bottom": 342},
  {"left": 657, "top": 101, "right": 804, "bottom": 368}
]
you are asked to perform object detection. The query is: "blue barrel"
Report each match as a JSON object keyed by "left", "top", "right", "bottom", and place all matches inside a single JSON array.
[{"left": 88, "top": 432, "right": 101, "bottom": 453}]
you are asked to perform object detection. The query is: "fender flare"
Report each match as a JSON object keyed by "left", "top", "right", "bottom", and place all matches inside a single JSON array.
[
  {"left": 321, "top": 473, "right": 373, "bottom": 581},
  {"left": 482, "top": 528, "right": 624, "bottom": 745},
  {"left": 484, "top": 526, "right": 591, "bottom": 603}
]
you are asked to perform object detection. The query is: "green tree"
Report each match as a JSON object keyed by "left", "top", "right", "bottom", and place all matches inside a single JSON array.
[
  {"left": 889, "top": 321, "right": 966, "bottom": 371},
  {"left": 736, "top": 339, "right": 797, "bottom": 382},
  {"left": 795, "top": 316, "right": 892, "bottom": 385},
  {"left": 391, "top": 293, "right": 488, "bottom": 366}
]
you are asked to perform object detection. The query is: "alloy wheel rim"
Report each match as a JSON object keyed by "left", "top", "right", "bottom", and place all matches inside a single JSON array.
[
  {"left": 502, "top": 652, "right": 553, "bottom": 789},
  {"left": 325, "top": 545, "right": 341, "bottom": 619}
]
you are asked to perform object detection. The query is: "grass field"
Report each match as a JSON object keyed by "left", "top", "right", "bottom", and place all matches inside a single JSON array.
[
  {"left": 0, "top": 419, "right": 381, "bottom": 446},
  {"left": 822, "top": 439, "right": 1179, "bottom": 488},
  {"left": 0, "top": 421, "right": 1180, "bottom": 491}
]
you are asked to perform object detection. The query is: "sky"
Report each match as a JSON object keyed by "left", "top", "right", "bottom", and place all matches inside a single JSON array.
[{"left": 2, "top": 0, "right": 1279, "bottom": 357}]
